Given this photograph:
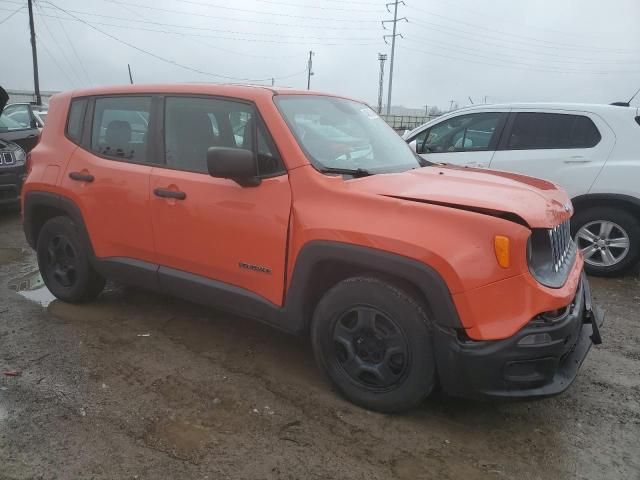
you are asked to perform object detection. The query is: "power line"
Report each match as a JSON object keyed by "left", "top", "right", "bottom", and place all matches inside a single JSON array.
[
  {"left": 32, "top": 10, "right": 380, "bottom": 46},
  {"left": 403, "top": 36, "right": 640, "bottom": 68},
  {"left": 103, "top": 0, "right": 380, "bottom": 24},
  {"left": 405, "top": 29, "right": 640, "bottom": 66},
  {"left": 406, "top": 4, "right": 637, "bottom": 54},
  {"left": 0, "top": 3, "right": 22, "bottom": 24},
  {"left": 50, "top": 6, "right": 93, "bottom": 85},
  {"left": 409, "top": 17, "right": 636, "bottom": 56},
  {"left": 42, "top": 1, "right": 310, "bottom": 83},
  {"left": 397, "top": 43, "right": 640, "bottom": 75},
  {"left": 171, "top": 0, "right": 381, "bottom": 13},
  {"left": 117, "top": 2, "right": 301, "bottom": 61},
  {"left": 34, "top": 4, "right": 83, "bottom": 86},
  {"left": 35, "top": 33, "right": 77, "bottom": 88},
  {"left": 0, "top": 0, "right": 379, "bottom": 30}
]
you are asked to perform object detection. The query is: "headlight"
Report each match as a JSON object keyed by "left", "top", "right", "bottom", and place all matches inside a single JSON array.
[
  {"left": 13, "top": 147, "right": 26, "bottom": 166},
  {"left": 527, "top": 220, "right": 576, "bottom": 288}
]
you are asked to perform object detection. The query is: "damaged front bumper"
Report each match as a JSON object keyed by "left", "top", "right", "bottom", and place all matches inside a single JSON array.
[{"left": 434, "top": 272, "right": 603, "bottom": 399}]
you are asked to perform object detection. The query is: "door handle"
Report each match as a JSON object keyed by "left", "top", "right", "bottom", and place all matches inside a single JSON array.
[
  {"left": 69, "top": 171, "right": 94, "bottom": 182},
  {"left": 154, "top": 188, "right": 186, "bottom": 200},
  {"left": 564, "top": 158, "right": 591, "bottom": 164}
]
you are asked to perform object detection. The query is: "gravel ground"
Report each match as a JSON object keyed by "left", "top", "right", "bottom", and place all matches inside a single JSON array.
[{"left": 0, "top": 209, "right": 638, "bottom": 480}]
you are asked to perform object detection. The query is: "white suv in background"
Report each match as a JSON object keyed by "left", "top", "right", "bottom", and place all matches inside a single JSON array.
[{"left": 404, "top": 103, "right": 640, "bottom": 276}]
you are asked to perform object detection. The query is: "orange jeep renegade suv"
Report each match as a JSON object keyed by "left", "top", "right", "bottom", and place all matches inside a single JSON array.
[{"left": 22, "top": 84, "right": 603, "bottom": 412}]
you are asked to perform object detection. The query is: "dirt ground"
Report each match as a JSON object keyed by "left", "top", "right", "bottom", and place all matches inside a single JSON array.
[{"left": 0, "top": 209, "right": 638, "bottom": 480}]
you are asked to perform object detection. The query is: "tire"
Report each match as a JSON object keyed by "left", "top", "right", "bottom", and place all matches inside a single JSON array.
[
  {"left": 571, "top": 207, "right": 640, "bottom": 277},
  {"left": 36, "top": 216, "right": 105, "bottom": 303},
  {"left": 311, "top": 277, "right": 436, "bottom": 413}
]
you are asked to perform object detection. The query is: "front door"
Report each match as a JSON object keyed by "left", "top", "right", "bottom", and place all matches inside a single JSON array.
[
  {"left": 489, "top": 110, "right": 615, "bottom": 198},
  {"left": 409, "top": 111, "right": 508, "bottom": 168},
  {"left": 149, "top": 95, "right": 291, "bottom": 305},
  {"left": 60, "top": 95, "right": 157, "bottom": 263}
]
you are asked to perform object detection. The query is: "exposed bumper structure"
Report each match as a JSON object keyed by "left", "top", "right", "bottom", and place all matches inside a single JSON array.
[{"left": 435, "top": 272, "right": 603, "bottom": 399}]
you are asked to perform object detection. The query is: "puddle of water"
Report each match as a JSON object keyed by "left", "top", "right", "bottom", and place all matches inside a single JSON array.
[{"left": 8, "top": 270, "right": 56, "bottom": 307}]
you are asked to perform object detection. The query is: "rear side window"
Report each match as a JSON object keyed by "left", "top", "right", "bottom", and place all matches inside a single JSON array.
[
  {"left": 66, "top": 98, "right": 87, "bottom": 143},
  {"left": 164, "top": 96, "right": 283, "bottom": 176},
  {"left": 91, "top": 96, "right": 151, "bottom": 162},
  {"left": 507, "top": 113, "right": 601, "bottom": 150}
]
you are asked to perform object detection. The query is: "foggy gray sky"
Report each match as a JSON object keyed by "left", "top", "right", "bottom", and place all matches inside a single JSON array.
[{"left": 2, "top": 0, "right": 640, "bottom": 111}]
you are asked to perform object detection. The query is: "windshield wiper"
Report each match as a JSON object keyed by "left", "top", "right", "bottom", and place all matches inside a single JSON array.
[{"left": 318, "top": 167, "right": 373, "bottom": 177}]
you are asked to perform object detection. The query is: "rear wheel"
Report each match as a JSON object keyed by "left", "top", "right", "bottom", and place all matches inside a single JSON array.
[
  {"left": 311, "top": 277, "right": 435, "bottom": 413},
  {"left": 36, "top": 216, "right": 105, "bottom": 303},
  {"left": 572, "top": 207, "right": 640, "bottom": 277}
]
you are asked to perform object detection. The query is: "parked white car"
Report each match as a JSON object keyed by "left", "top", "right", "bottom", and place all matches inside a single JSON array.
[{"left": 404, "top": 103, "right": 640, "bottom": 276}]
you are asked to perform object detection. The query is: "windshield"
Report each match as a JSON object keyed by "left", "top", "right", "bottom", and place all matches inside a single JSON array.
[
  {"left": 275, "top": 95, "right": 424, "bottom": 174},
  {"left": 0, "top": 113, "right": 26, "bottom": 131}
]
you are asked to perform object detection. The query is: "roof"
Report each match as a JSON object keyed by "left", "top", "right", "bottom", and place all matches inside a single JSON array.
[
  {"left": 66, "top": 83, "right": 350, "bottom": 101},
  {"left": 450, "top": 102, "right": 639, "bottom": 114}
]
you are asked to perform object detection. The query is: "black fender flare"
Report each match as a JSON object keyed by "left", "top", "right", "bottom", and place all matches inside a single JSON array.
[
  {"left": 23, "top": 191, "right": 94, "bottom": 254},
  {"left": 280, "top": 241, "right": 462, "bottom": 333}
]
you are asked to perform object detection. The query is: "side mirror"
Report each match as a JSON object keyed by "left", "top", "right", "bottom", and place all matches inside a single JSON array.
[
  {"left": 207, "top": 147, "right": 261, "bottom": 187},
  {"left": 408, "top": 139, "right": 419, "bottom": 154}
]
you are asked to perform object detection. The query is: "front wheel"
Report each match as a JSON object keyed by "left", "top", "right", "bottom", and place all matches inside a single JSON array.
[
  {"left": 572, "top": 207, "right": 640, "bottom": 277},
  {"left": 311, "top": 277, "right": 436, "bottom": 413}
]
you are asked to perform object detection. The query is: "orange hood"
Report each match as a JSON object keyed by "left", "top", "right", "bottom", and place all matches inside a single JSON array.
[{"left": 347, "top": 165, "right": 573, "bottom": 228}]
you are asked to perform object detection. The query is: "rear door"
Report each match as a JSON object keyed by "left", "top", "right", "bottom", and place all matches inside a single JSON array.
[
  {"left": 149, "top": 95, "right": 291, "bottom": 305},
  {"left": 60, "top": 95, "right": 157, "bottom": 263},
  {"left": 489, "top": 110, "right": 615, "bottom": 197},
  {"left": 407, "top": 111, "right": 508, "bottom": 168}
]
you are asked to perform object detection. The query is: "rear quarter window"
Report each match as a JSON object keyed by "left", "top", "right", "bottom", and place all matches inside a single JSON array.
[
  {"left": 507, "top": 112, "right": 601, "bottom": 150},
  {"left": 66, "top": 98, "right": 87, "bottom": 143}
]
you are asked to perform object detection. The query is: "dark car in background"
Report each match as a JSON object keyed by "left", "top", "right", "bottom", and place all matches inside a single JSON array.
[
  {"left": 0, "top": 87, "right": 29, "bottom": 207},
  {"left": 0, "top": 98, "right": 42, "bottom": 152}
]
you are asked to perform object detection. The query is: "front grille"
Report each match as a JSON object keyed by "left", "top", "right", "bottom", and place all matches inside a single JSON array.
[
  {"left": 0, "top": 152, "right": 14, "bottom": 166},
  {"left": 549, "top": 219, "right": 573, "bottom": 272}
]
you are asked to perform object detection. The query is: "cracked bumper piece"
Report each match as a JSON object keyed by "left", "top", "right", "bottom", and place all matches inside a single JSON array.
[{"left": 434, "top": 273, "right": 603, "bottom": 399}]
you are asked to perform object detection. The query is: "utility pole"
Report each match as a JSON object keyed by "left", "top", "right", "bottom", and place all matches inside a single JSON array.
[
  {"left": 424, "top": 105, "right": 429, "bottom": 116},
  {"left": 271, "top": 78, "right": 275, "bottom": 87},
  {"left": 382, "top": 0, "right": 406, "bottom": 115},
  {"left": 377, "top": 53, "right": 387, "bottom": 114},
  {"left": 449, "top": 100, "right": 455, "bottom": 111},
  {"left": 307, "top": 51, "right": 314, "bottom": 90},
  {"left": 127, "top": 64, "right": 134, "bottom": 84},
  {"left": 27, "top": 0, "right": 41, "bottom": 105}
]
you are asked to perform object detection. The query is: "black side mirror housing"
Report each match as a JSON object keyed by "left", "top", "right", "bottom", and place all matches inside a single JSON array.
[{"left": 207, "top": 147, "right": 261, "bottom": 187}]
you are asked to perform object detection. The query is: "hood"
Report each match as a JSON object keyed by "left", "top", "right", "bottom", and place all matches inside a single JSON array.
[
  {"left": 0, "top": 87, "right": 7, "bottom": 115},
  {"left": 348, "top": 165, "right": 573, "bottom": 228}
]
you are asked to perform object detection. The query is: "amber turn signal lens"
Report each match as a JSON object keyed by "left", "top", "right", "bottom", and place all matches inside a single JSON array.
[{"left": 494, "top": 235, "right": 510, "bottom": 268}]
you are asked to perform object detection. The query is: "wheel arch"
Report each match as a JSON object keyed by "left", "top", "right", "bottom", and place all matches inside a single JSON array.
[
  {"left": 282, "top": 241, "right": 462, "bottom": 334},
  {"left": 23, "top": 191, "right": 94, "bottom": 255},
  {"left": 572, "top": 194, "right": 640, "bottom": 225}
]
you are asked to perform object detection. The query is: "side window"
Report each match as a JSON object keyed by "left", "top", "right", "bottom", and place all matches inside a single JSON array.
[
  {"left": 0, "top": 105, "right": 32, "bottom": 130},
  {"left": 507, "top": 113, "right": 601, "bottom": 150},
  {"left": 415, "top": 113, "right": 503, "bottom": 153},
  {"left": 91, "top": 96, "right": 151, "bottom": 162},
  {"left": 164, "top": 96, "right": 283, "bottom": 176},
  {"left": 66, "top": 98, "right": 87, "bottom": 143}
]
